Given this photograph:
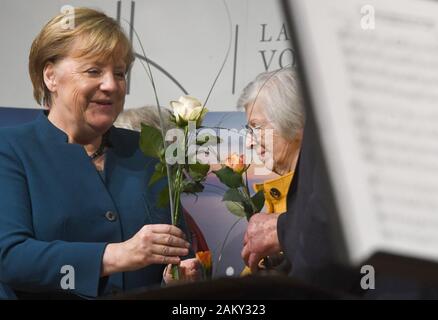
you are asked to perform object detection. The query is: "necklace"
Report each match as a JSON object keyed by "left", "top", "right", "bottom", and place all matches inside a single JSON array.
[
  {"left": 90, "top": 144, "right": 106, "bottom": 160},
  {"left": 89, "top": 134, "right": 108, "bottom": 161}
]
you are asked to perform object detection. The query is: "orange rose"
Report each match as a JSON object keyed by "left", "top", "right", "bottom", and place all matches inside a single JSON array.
[
  {"left": 196, "top": 251, "right": 212, "bottom": 272},
  {"left": 225, "top": 153, "right": 246, "bottom": 173}
]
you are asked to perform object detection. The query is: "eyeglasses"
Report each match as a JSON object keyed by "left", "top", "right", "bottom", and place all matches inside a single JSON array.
[
  {"left": 243, "top": 122, "right": 277, "bottom": 145},
  {"left": 244, "top": 123, "right": 262, "bottom": 135},
  {"left": 244, "top": 123, "right": 264, "bottom": 145}
]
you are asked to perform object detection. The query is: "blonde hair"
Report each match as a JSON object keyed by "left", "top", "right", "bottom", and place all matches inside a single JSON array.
[{"left": 29, "top": 7, "right": 134, "bottom": 107}]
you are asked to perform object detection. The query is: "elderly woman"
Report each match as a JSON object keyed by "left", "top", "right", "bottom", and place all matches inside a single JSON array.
[
  {"left": 0, "top": 8, "right": 198, "bottom": 299},
  {"left": 239, "top": 67, "right": 305, "bottom": 273}
]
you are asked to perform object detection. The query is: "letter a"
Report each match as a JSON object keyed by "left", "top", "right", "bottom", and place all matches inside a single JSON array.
[
  {"left": 60, "top": 5, "right": 75, "bottom": 30},
  {"left": 360, "top": 265, "right": 375, "bottom": 290},
  {"left": 60, "top": 265, "right": 75, "bottom": 290},
  {"left": 360, "top": 5, "right": 375, "bottom": 30}
]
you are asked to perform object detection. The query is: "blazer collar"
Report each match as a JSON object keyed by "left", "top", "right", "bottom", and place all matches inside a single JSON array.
[
  {"left": 35, "top": 111, "right": 116, "bottom": 147},
  {"left": 35, "top": 111, "right": 69, "bottom": 143}
]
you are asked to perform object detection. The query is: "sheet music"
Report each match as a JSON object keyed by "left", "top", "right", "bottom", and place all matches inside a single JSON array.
[{"left": 289, "top": 0, "right": 438, "bottom": 264}]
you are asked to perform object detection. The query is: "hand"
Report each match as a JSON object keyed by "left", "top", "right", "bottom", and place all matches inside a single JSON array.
[
  {"left": 101, "top": 224, "right": 190, "bottom": 276},
  {"left": 163, "top": 258, "right": 202, "bottom": 284},
  {"left": 241, "top": 213, "right": 281, "bottom": 273}
]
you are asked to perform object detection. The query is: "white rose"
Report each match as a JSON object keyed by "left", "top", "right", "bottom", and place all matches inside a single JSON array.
[{"left": 170, "top": 95, "right": 208, "bottom": 127}]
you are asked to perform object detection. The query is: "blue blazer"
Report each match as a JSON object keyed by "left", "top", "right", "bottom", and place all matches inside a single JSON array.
[{"left": 0, "top": 113, "right": 179, "bottom": 299}]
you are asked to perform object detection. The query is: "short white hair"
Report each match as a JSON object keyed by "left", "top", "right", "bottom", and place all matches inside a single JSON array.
[
  {"left": 114, "top": 105, "right": 174, "bottom": 132},
  {"left": 237, "top": 67, "right": 305, "bottom": 140}
]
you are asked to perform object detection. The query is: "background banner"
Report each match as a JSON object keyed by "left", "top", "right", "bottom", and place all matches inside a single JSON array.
[{"left": 0, "top": 0, "right": 294, "bottom": 111}]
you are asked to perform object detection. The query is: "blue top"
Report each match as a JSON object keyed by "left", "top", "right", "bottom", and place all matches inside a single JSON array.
[{"left": 0, "top": 113, "right": 179, "bottom": 299}]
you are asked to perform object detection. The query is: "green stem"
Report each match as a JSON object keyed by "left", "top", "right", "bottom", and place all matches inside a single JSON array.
[
  {"left": 170, "top": 126, "right": 189, "bottom": 280},
  {"left": 173, "top": 167, "right": 183, "bottom": 225},
  {"left": 244, "top": 170, "right": 251, "bottom": 200},
  {"left": 171, "top": 264, "right": 180, "bottom": 280},
  {"left": 242, "top": 183, "right": 251, "bottom": 201},
  {"left": 237, "top": 174, "right": 257, "bottom": 221},
  {"left": 169, "top": 166, "right": 183, "bottom": 280},
  {"left": 214, "top": 217, "right": 243, "bottom": 277},
  {"left": 172, "top": 125, "right": 188, "bottom": 226},
  {"left": 243, "top": 171, "right": 256, "bottom": 216}
]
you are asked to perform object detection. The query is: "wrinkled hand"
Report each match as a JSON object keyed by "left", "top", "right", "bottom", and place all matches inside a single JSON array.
[
  {"left": 163, "top": 258, "right": 202, "bottom": 284},
  {"left": 102, "top": 224, "right": 190, "bottom": 276},
  {"left": 241, "top": 213, "right": 281, "bottom": 273}
]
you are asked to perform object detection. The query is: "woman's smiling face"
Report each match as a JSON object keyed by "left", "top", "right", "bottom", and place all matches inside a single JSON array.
[{"left": 44, "top": 41, "right": 127, "bottom": 136}]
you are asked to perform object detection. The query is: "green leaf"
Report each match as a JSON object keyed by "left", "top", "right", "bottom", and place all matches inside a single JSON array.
[
  {"left": 213, "top": 166, "right": 244, "bottom": 188},
  {"left": 251, "top": 190, "right": 265, "bottom": 213},
  {"left": 182, "top": 180, "right": 205, "bottom": 193},
  {"left": 140, "top": 123, "right": 164, "bottom": 159},
  {"left": 157, "top": 186, "right": 170, "bottom": 208},
  {"left": 223, "top": 189, "right": 253, "bottom": 218},
  {"left": 222, "top": 188, "right": 246, "bottom": 203},
  {"left": 188, "top": 162, "right": 210, "bottom": 181},
  {"left": 155, "top": 161, "right": 165, "bottom": 173},
  {"left": 147, "top": 162, "right": 167, "bottom": 187},
  {"left": 148, "top": 169, "right": 166, "bottom": 187},
  {"left": 224, "top": 201, "right": 246, "bottom": 218}
]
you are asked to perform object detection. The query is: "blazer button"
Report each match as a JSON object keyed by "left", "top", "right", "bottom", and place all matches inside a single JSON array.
[
  {"left": 105, "top": 211, "right": 117, "bottom": 222},
  {"left": 269, "top": 188, "right": 281, "bottom": 199}
]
